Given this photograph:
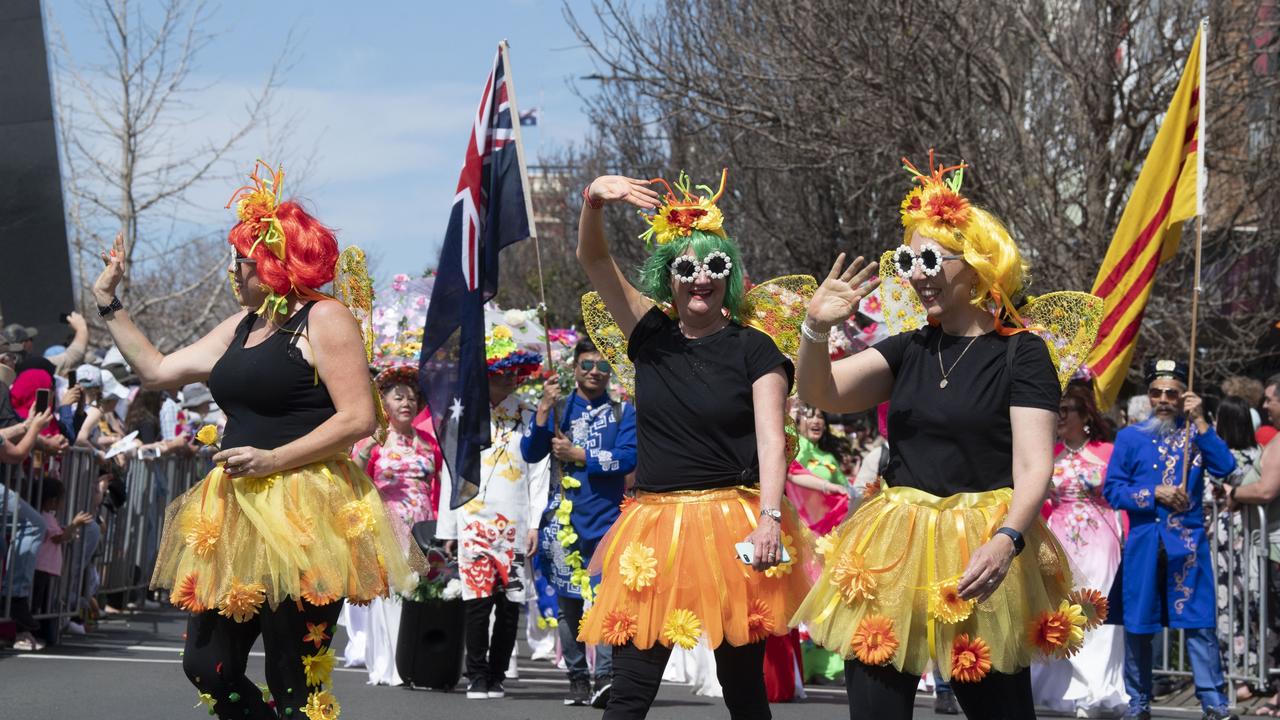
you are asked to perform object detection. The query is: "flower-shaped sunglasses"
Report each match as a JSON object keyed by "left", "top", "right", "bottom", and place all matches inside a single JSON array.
[
  {"left": 891, "top": 242, "right": 962, "bottom": 278},
  {"left": 670, "top": 250, "right": 733, "bottom": 283}
]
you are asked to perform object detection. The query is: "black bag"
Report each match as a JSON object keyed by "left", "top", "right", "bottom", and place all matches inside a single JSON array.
[{"left": 396, "top": 596, "right": 465, "bottom": 690}]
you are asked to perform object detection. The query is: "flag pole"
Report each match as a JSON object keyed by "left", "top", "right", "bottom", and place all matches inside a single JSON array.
[
  {"left": 500, "top": 39, "right": 562, "bottom": 435},
  {"left": 1180, "top": 17, "right": 1209, "bottom": 491}
]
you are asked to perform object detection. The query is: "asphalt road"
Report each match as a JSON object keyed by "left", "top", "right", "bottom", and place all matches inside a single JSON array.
[{"left": 0, "top": 608, "right": 1207, "bottom": 719}]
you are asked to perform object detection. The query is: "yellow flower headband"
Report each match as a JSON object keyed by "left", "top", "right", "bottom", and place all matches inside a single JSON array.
[
  {"left": 226, "top": 160, "right": 288, "bottom": 262},
  {"left": 639, "top": 169, "right": 729, "bottom": 247}
]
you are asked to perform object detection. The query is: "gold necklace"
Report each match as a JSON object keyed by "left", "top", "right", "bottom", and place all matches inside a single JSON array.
[{"left": 936, "top": 332, "right": 982, "bottom": 389}]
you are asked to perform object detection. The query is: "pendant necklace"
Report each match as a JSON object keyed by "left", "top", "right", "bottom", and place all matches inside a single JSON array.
[{"left": 936, "top": 331, "right": 981, "bottom": 389}]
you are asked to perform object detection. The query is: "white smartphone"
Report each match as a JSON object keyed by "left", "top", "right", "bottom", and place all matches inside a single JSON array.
[{"left": 735, "top": 541, "right": 791, "bottom": 566}]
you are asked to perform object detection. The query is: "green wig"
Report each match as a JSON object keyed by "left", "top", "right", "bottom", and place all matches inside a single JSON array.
[{"left": 635, "top": 230, "right": 746, "bottom": 321}]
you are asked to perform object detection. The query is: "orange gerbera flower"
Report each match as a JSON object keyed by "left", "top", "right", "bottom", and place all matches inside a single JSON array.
[
  {"left": 300, "top": 571, "right": 340, "bottom": 607},
  {"left": 1068, "top": 588, "right": 1109, "bottom": 630},
  {"left": 746, "top": 599, "right": 775, "bottom": 643},
  {"left": 219, "top": 578, "right": 266, "bottom": 623},
  {"left": 1030, "top": 600, "right": 1087, "bottom": 658},
  {"left": 950, "top": 633, "right": 992, "bottom": 683},
  {"left": 601, "top": 610, "right": 639, "bottom": 646},
  {"left": 850, "top": 614, "right": 898, "bottom": 666},
  {"left": 831, "top": 551, "right": 877, "bottom": 605},
  {"left": 922, "top": 186, "right": 971, "bottom": 228},
  {"left": 928, "top": 579, "right": 975, "bottom": 624},
  {"left": 170, "top": 571, "right": 206, "bottom": 613}
]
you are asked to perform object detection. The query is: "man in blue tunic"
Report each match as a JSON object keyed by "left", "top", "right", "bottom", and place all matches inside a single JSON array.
[
  {"left": 523, "top": 338, "right": 636, "bottom": 709},
  {"left": 1103, "top": 359, "right": 1238, "bottom": 720}
]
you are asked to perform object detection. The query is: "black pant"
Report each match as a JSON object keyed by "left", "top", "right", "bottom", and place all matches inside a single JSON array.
[
  {"left": 182, "top": 599, "right": 343, "bottom": 720},
  {"left": 604, "top": 641, "right": 770, "bottom": 720},
  {"left": 463, "top": 592, "right": 521, "bottom": 684},
  {"left": 844, "top": 660, "right": 1035, "bottom": 720}
]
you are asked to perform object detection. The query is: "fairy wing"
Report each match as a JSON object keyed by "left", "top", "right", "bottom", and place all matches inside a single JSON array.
[
  {"left": 1017, "top": 291, "right": 1104, "bottom": 390},
  {"left": 580, "top": 291, "right": 637, "bottom": 397},
  {"left": 739, "top": 275, "right": 818, "bottom": 366},
  {"left": 332, "top": 246, "right": 388, "bottom": 429},
  {"left": 876, "top": 249, "right": 928, "bottom": 335}
]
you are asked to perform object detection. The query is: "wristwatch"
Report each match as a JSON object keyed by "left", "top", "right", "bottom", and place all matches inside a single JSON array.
[
  {"left": 994, "top": 527, "right": 1025, "bottom": 555},
  {"left": 97, "top": 296, "right": 123, "bottom": 318},
  {"left": 759, "top": 507, "right": 782, "bottom": 522}
]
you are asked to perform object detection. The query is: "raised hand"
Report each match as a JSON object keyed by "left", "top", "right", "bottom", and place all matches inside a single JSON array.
[
  {"left": 586, "top": 176, "right": 662, "bottom": 210},
  {"left": 93, "top": 232, "right": 127, "bottom": 304},
  {"left": 806, "top": 253, "right": 880, "bottom": 331}
]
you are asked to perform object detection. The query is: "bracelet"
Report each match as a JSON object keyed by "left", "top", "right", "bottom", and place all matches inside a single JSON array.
[
  {"left": 581, "top": 184, "right": 604, "bottom": 210},
  {"left": 799, "top": 320, "right": 830, "bottom": 344},
  {"left": 97, "top": 296, "right": 123, "bottom": 318}
]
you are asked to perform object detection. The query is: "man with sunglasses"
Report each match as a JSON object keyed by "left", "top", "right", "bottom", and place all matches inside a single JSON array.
[
  {"left": 522, "top": 337, "right": 636, "bottom": 709},
  {"left": 1103, "top": 359, "right": 1238, "bottom": 720}
]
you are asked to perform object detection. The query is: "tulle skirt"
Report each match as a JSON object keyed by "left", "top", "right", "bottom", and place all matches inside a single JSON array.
[
  {"left": 151, "top": 456, "right": 419, "bottom": 619},
  {"left": 578, "top": 486, "right": 814, "bottom": 650},
  {"left": 793, "top": 484, "right": 1107, "bottom": 681}
]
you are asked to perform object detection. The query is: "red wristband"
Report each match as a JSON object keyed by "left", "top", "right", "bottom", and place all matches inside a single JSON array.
[{"left": 582, "top": 184, "right": 604, "bottom": 210}]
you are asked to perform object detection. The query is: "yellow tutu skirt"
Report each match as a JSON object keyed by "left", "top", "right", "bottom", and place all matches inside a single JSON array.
[
  {"left": 578, "top": 486, "right": 814, "bottom": 651},
  {"left": 150, "top": 456, "right": 419, "bottom": 620},
  {"left": 793, "top": 485, "right": 1107, "bottom": 681}
]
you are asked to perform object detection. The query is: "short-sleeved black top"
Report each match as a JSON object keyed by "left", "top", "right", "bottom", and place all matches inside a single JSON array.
[
  {"left": 627, "top": 307, "right": 794, "bottom": 492},
  {"left": 208, "top": 302, "right": 336, "bottom": 451},
  {"left": 873, "top": 326, "right": 1059, "bottom": 495}
]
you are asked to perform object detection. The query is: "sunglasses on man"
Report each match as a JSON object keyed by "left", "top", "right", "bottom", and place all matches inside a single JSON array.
[
  {"left": 578, "top": 360, "right": 611, "bottom": 375},
  {"left": 1147, "top": 387, "right": 1183, "bottom": 401}
]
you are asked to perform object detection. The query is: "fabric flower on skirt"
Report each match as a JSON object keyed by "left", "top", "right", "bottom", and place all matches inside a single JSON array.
[
  {"left": 601, "top": 610, "right": 639, "bottom": 646},
  {"left": 1067, "top": 588, "right": 1109, "bottom": 630},
  {"left": 218, "top": 578, "right": 266, "bottom": 623},
  {"left": 300, "top": 571, "right": 340, "bottom": 607},
  {"left": 950, "top": 633, "right": 992, "bottom": 683},
  {"left": 170, "top": 571, "right": 206, "bottom": 613},
  {"left": 850, "top": 614, "right": 898, "bottom": 666},
  {"left": 662, "top": 608, "right": 703, "bottom": 650},
  {"left": 1030, "top": 600, "right": 1087, "bottom": 658},
  {"left": 746, "top": 599, "right": 775, "bottom": 643},
  {"left": 831, "top": 550, "right": 877, "bottom": 604},
  {"left": 184, "top": 515, "right": 221, "bottom": 558},
  {"left": 338, "top": 500, "right": 374, "bottom": 539},
  {"left": 928, "top": 578, "right": 975, "bottom": 624},
  {"left": 619, "top": 542, "right": 658, "bottom": 591},
  {"left": 303, "top": 689, "right": 340, "bottom": 720}
]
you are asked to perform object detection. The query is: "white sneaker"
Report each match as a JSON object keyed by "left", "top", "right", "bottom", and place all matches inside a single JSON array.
[
  {"left": 13, "top": 631, "right": 45, "bottom": 651},
  {"left": 64, "top": 620, "right": 87, "bottom": 636}
]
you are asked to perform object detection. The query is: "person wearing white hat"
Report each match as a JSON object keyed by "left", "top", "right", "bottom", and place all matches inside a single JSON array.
[{"left": 72, "top": 366, "right": 126, "bottom": 453}]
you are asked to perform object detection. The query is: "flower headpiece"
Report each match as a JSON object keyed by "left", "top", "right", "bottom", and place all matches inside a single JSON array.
[
  {"left": 639, "top": 169, "right": 729, "bottom": 247},
  {"left": 226, "top": 159, "right": 291, "bottom": 316},
  {"left": 485, "top": 324, "right": 542, "bottom": 378},
  {"left": 899, "top": 150, "right": 971, "bottom": 240}
]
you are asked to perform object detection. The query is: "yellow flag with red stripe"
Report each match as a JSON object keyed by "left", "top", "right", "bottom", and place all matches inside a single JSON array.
[{"left": 1088, "top": 24, "right": 1205, "bottom": 409}]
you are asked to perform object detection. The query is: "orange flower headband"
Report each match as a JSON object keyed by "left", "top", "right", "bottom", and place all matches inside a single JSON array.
[
  {"left": 639, "top": 169, "right": 729, "bottom": 247},
  {"left": 899, "top": 149, "right": 971, "bottom": 239}
]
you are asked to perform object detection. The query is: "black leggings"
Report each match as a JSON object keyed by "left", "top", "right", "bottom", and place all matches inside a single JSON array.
[
  {"left": 182, "top": 599, "right": 343, "bottom": 720},
  {"left": 844, "top": 660, "right": 1035, "bottom": 720},
  {"left": 604, "top": 640, "right": 770, "bottom": 720}
]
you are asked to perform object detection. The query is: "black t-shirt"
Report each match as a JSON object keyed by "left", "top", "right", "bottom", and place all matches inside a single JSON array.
[
  {"left": 627, "top": 307, "right": 794, "bottom": 492},
  {"left": 873, "top": 326, "right": 1059, "bottom": 496}
]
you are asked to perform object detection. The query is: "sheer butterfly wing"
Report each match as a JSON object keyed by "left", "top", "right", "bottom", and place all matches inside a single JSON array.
[
  {"left": 877, "top": 249, "right": 928, "bottom": 335},
  {"left": 332, "top": 246, "right": 388, "bottom": 429},
  {"left": 580, "top": 291, "right": 637, "bottom": 397},
  {"left": 1017, "top": 291, "right": 1104, "bottom": 390},
  {"left": 739, "top": 275, "right": 818, "bottom": 367}
]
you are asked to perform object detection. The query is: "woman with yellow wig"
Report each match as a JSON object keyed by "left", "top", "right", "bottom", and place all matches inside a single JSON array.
[{"left": 792, "top": 152, "right": 1104, "bottom": 719}]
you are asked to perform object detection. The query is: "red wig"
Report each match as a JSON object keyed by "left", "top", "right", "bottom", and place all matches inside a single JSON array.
[{"left": 228, "top": 200, "right": 339, "bottom": 295}]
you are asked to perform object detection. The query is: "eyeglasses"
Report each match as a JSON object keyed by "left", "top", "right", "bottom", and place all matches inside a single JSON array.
[
  {"left": 891, "top": 242, "right": 963, "bottom": 278},
  {"left": 670, "top": 251, "right": 733, "bottom": 284},
  {"left": 578, "top": 360, "right": 611, "bottom": 375},
  {"left": 1147, "top": 387, "right": 1182, "bottom": 400},
  {"left": 231, "top": 249, "right": 256, "bottom": 265},
  {"left": 799, "top": 406, "right": 823, "bottom": 418},
  {"left": 1058, "top": 405, "right": 1083, "bottom": 419}
]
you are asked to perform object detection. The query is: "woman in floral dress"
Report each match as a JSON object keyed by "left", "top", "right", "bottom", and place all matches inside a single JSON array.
[
  {"left": 341, "top": 363, "right": 442, "bottom": 685},
  {"left": 1031, "top": 381, "right": 1126, "bottom": 716}
]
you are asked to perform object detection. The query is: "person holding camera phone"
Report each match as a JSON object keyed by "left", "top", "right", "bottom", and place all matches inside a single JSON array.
[
  {"left": 89, "top": 161, "right": 418, "bottom": 720},
  {"left": 572, "top": 171, "right": 814, "bottom": 720}
]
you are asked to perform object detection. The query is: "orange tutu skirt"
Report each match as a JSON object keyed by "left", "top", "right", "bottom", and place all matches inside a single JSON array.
[{"left": 578, "top": 486, "right": 814, "bottom": 650}]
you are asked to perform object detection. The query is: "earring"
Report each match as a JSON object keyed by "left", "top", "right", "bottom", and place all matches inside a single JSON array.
[
  {"left": 969, "top": 285, "right": 977, "bottom": 299},
  {"left": 1084, "top": 424, "right": 1092, "bottom": 436}
]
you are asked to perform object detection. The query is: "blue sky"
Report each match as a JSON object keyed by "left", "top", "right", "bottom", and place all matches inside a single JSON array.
[{"left": 47, "top": 0, "right": 609, "bottom": 285}]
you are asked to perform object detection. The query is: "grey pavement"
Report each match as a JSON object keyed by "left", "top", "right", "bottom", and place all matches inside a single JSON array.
[{"left": 0, "top": 608, "right": 1206, "bottom": 719}]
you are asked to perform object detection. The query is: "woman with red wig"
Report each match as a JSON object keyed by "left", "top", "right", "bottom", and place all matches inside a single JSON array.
[{"left": 90, "top": 161, "right": 416, "bottom": 719}]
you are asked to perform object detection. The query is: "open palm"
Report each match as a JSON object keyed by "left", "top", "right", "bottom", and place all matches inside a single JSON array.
[
  {"left": 587, "top": 175, "right": 661, "bottom": 210},
  {"left": 93, "top": 232, "right": 127, "bottom": 302},
  {"left": 807, "top": 253, "right": 880, "bottom": 329}
]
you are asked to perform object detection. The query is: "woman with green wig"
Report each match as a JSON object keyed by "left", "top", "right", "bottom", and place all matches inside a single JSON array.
[{"left": 572, "top": 171, "right": 868, "bottom": 719}]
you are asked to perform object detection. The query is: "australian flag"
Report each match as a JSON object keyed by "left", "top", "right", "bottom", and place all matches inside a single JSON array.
[{"left": 420, "top": 42, "right": 535, "bottom": 509}]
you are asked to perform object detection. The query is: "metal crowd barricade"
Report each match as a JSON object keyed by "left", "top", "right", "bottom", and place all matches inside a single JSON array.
[
  {"left": 1152, "top": 495, "right": 1274, "bottom": 691},
  {"left": 1, "top": 446, "right": 208, "bottom": 642}
]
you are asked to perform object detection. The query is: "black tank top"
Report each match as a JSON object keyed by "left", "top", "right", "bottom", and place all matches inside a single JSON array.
[{"left": 208, "top": 302, "right": 336, "bottom": 451}]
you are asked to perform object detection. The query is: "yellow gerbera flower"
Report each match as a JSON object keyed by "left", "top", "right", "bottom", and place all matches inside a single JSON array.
[
  {"left": 618, "top": 542, "right": 658, "bottom": 591},
  {"left": 763, "top": 534, "right": 798, "bottom": 579},
  {"left": 662, "top": 608, "right": 702, "bottom": 650},
  {"left": 302, "top": 647, "right": 337, "bottom": 687},
  {"left": 302, "top": 689, "right": 340, "bottom": 720},
  {"left": 928, "top": 579, "right": 976, "bottom": 625}
]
